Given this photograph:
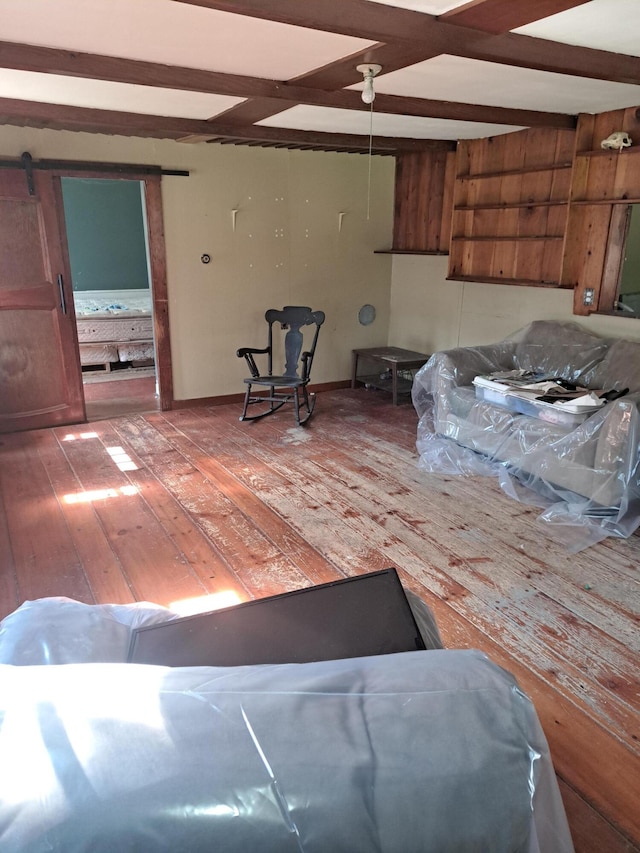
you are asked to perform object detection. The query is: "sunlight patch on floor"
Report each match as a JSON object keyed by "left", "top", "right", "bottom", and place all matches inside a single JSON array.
[
  {"left": 169, "top": 590, "right": 243, "bottom": 616},
  {"left": 63, "top": 485, "right": 139, "bottom": 504},
  {"left": 106, "top": 445, "right": 138, "bottom": 472},
  {"left": 61, "top": 431, "right": 100, "bottom": 441}
]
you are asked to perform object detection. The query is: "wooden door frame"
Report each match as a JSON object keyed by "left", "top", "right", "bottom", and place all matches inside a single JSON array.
[{"left": 51, "top": 167, "right": 174, "bottom": 411}]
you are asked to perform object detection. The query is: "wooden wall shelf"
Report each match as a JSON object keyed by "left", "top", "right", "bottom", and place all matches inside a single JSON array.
[
  {"left": 451, "top": 235, "right": 563, "bottom": 242},
  {"left": 455, "top": 200, "right": 568, "bottom": 211},
  {"left": 571, "top": 197, "right": 640, "bottom": 206},
  {"left": 576, "top": 147, "right": 640, "bottom": 158},
  {"left": 457, "top": 162, "right": 572, "bottom": 181},
  {"left": 374, "top": 249, "right": 449, "bottom": 255},
  {"left": 449, "top": 129, "right": 575, "bottom": 289},
  {"left": 447, "top": 274, "right": 567, "bottom": 288}
]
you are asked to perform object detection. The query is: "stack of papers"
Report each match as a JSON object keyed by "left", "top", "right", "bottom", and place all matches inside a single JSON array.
[
  {"left": 551, "top": 392, "right": 605, "bottom": 413},
  {"left": 473, "top": 375, "right": 607, "bottom": 415}
]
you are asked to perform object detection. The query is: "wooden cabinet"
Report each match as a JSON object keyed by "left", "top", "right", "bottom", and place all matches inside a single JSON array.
[{"left": 447, "top": 128, "right": 575, "bottom": 287}]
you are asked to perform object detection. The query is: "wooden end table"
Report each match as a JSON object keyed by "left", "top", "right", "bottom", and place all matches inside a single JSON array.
[{"left": 351, "top": 346, "right": 430, "bottom": 405}]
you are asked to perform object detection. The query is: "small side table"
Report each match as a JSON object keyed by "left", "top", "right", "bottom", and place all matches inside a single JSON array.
[{"left": 351, "top": 346, "right": 430, "bottom": 405}]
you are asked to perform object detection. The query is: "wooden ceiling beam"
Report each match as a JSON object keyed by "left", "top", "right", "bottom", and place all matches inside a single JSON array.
[
  {"left": 172, "top": 0, "right": 443, "bottom": 43},
  {"left": 440, "top": 0, "right": 592, "bottom": 35},
  {"left": 0, "top": 97, "right": 453, "bottom": 152},
  {"left": 0, "top": 41, "right": 574, "bottom": 128},
  {"left": 174, "top": 0, "right": 640, "bottom": 85},
  {"left": 215, "top": 43, "right": 431, "bottom": 127}
]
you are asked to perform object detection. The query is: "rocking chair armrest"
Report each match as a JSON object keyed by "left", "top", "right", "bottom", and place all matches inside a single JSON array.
[
  {"left": 237, "top": 346, "right": 271, "bottom": 380},
  {"left": 300, "top": 350, "right": 314, "bottom": 380},
  {"left": 236, "top": 346, "right": 270, "bottom": 358}
]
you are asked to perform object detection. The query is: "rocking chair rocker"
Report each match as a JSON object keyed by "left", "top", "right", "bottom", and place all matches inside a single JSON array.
[{"left": 236, "top": 306, "right": 325, "bottom": 426}]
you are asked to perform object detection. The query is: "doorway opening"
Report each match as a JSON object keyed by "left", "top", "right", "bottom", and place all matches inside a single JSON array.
[{"left": 60, "top": 177, "right": 160, "bottom": 420}]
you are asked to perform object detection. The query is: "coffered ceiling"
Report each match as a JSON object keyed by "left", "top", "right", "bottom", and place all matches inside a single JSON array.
[{"left": 0, "top": 0, "right": 639, "bottom": 153}]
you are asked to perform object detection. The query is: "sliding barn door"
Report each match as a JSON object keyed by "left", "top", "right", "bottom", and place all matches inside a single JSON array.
[{"left": 0, "top": 168, "right": 84, "bottom": 432}]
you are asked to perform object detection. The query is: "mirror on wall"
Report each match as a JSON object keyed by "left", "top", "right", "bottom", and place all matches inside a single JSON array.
[
  {"left": 601, "top": 203, "right": 640, "bottom": 318},
  {"left": 616, "top": 204, "right": 640, "bottom": 316}
]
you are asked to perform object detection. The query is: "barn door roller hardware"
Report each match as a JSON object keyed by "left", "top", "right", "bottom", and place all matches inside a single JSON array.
[{"left": 0, "top": 152, "right": 189, "bottom": 186}]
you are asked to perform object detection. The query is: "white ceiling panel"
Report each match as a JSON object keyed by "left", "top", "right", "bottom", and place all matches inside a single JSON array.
[
  {"left": 364, "top": 0, "right": 466, "bottom": 12},
  {"left": 258, "top": 105, "right": 522, "bottom": 140},
  {"left": 0, "top": 0, "right": 375, "bottom": 79},
  {"left": 516, "top": 0, "right": 640, "bottom": 56},
  {"left": 0, "top": 69, "right": 244, "bottom": 119},
  {"left": 0, "top": 0, "right": 637, "bottom": 147},
  {"left": 357, "top": 55, "right": 640, "bottom": 114}
]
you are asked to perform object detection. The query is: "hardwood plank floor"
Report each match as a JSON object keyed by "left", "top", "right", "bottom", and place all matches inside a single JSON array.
[{"left": 0, "top": 389, "right": 638, "bottom": 852}]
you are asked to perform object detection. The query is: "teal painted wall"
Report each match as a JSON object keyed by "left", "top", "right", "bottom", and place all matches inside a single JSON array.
[{"left": 61, "top": 178, "right": 150, "bottom": 292}]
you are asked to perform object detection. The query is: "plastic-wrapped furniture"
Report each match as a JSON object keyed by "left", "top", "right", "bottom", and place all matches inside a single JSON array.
[
  {"left": 412, "top": 320, "right": 640, "bottom": 550},
  {"left": 0, "top": 597, "right": 574, "bottom": 853}
]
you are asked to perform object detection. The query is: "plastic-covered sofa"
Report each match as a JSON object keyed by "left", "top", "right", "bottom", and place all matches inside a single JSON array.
[
  {"left": 0, "top": 597, "right": 574, "bottom": 853},
  {"left": 412, "top": 320, "right": 640, "bottom": 550}
]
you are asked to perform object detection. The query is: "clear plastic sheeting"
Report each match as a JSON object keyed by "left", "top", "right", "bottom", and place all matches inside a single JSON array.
[
  {"left": 0, "top": 597, "right": 178, "bottom": 666},
  {"left": 0, "top": 601, "right": 574, "bottom": 853},
  {"left": 412, "top": 320, "right": 640, "bottom": 551}
]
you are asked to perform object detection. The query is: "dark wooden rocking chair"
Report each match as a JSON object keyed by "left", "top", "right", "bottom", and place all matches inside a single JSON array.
[{"left": 236, "top": 306, "right": 325, "bottom": 426}]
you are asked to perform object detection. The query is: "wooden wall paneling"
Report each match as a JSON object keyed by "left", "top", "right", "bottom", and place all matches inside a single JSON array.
[
  {"left": 612, "top": 150, "right": 640, "bottom": 199},
  {"left": 569, "top": 154, "right": 591, "bottom": 202},
  {"left": 425, "top": 149, "right": 444, "bottom": 250},
  {"left": 586, "top": 152, "right": 621, "bottom": 201},
  {"left": 393, "top": 152, "right": 416, "bottom": 250},
  {"left": 571, "top": 205, "right": 614, "bottom": 314},
  {"left": 393, "top": 148, "right": 453, "bottom": 252},
  {"left": 438, "top": 149, "right": 456, "bottom": 251},
  {"left": 548, "top": 200, "right": 569, "bottom": 233},
  {"left": 520, "top": 129, "right": 572, "bottom": 287},
  {"left": 500, "top": 130, "right": 526, "bottom": 204},
  {"left": 453, "top": 140, "right": 471, "bottom": 189},
  {"left": 575, "top": 112, "right": 596, "bottom": 152},
  {"left": 449, "top": 141, "right": 471, "bottom": 277},
  {"left": 556, "top": 126, "right": 579, "bottom": 164},
  {"left": 598, "top": 203, "right": 631, "bottom": 312},
  {"left": 562, "top": 206, "right": 586, "bottom": 289},
  {"left": 406, "top": 152, "right": 427, "bottom": 249},
  {"left": 448, "top": 127, "right": 573, "bottom": 285},
  {"left": 448, "top": 242, "right": 464, "bottom": 278},
  {"left": 392, "top": 152, "right": 410, "bottom": 249},
  {"left": 540, "top": 239, "right": 567, "bottom": 285},
  {"left": 513, "top": 239, "right": 557, "bottom": 283},
  {"left": 491, "top": 208, "right": 518, "bottom": 279}
]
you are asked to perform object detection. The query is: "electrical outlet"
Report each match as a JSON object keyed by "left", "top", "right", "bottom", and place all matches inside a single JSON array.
[{"left": 583, "top": 288, "right": 595, "bottom": 306}]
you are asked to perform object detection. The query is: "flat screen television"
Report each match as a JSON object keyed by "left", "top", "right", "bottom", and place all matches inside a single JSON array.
[{"left": 127, "top": 568, "right": 425, "bottom": 667}]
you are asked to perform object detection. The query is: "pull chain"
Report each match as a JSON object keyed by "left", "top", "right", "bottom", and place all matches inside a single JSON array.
[{"left": 366, "top": 99, "right": 374, "bottom": 220}]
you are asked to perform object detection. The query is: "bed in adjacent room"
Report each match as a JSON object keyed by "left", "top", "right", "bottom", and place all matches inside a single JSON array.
[{"left": 74, "top": 289, "right": 155, "bottom": 372}]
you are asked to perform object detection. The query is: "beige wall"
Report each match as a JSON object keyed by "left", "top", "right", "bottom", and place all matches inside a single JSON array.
[
  {"left": 389, "top": 255, "right": 640, "bottom": 356},
  {"left": 4, "top": 123, "right": 638, "bottom": 399},
  {"left": 0, "top": 126, "right": 394, "bottom": 401}
]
